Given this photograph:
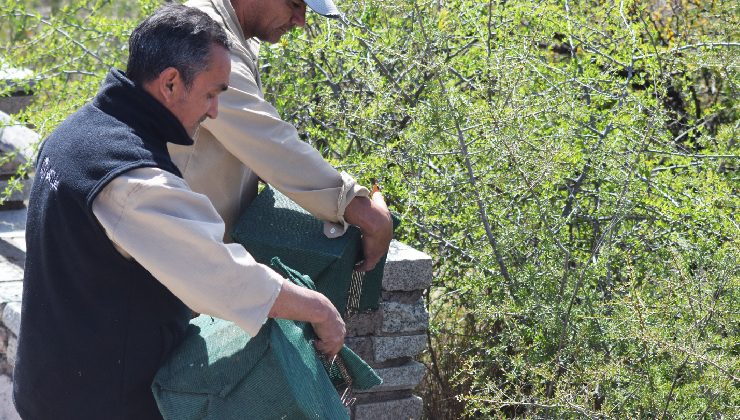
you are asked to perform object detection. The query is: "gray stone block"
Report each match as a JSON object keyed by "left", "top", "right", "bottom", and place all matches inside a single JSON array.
[
  {"left": 0, "top": 282, "right": 21, "bottom": 305},
  {"left": 0, "top": 327, "right": 6, "bottom": 354},
  {"left": 0, "top": 373, "right": 21, "bottom": 419},
  {"left": 6, "top": 336, "right": 16, "bottom": 369},
  {"left": 0, "top": 237, "right": 24, "bottom": 268},
  {"left": 2, "top": 302, "right": 20, "bottom": 336},
  {"left": 373, "top": 334, "right": 426, "bottom": 362},
  {"left": 0, "top": 258, "right": 23, "bottom": 283},
  {"left": 345, "top": 336, "right": 374, "bottom": 362},
  {"left": 0, "top": 94, "right": 33, "bottom": 116},
  {"left": 380, "top": 290, "right": 423, "bottom": 304},
  {"left": 346, "top": 310, "right": 380, "bottom": 337},
  {"left": 0, "top": 111, "right": 37, "bottom": 174},
  {"left": 353, "top": 395, "right": 423, "bottom": 420},
  {"left": 0, "top": 236, "right": 24, "bottom": 253},
  {"left": 380, "top": 298, "right": 428, "bottom": 334},
  {"left": 382, "top": 241, "right": 432, "bottom": 292},
  {"left": 356, "top": 361, "right": 426, "bottom": 394},
  {"left": 0, "top": 209, "right": 27, "bottom": 239}
]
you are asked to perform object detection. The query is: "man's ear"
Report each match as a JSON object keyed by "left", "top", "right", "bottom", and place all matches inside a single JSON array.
[{"left": 154, "top": 67, "right": 183, "bottom": 104}]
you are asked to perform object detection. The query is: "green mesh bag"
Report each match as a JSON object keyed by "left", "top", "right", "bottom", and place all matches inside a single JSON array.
[
  {"left": 151, "top": 258, "right": 382, "bottom": 420},
  {"left": 270, "top": 257, "right": 383, "bottom": 393},
  {"left": 231, "top": 185, "right": 399, "bottom": 315}
]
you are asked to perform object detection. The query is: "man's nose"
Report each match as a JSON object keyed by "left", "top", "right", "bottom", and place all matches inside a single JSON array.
[
  {"left": 291, "top": 3, "right": 306, "bottom": 27},
  {"left": 207, "top": 97, "right": 219, "bottom": 119}
]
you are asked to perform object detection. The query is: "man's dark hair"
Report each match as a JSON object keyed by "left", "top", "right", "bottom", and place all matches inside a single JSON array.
[{"left": 127, "top": 3, "right": 231, "bottom": 88}]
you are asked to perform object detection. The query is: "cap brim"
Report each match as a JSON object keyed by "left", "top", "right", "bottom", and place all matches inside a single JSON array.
[{"left": 304, "top": 0, "right": 341, "bottom": 18}]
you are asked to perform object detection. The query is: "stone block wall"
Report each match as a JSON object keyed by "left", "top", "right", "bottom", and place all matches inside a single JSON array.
[
  {"left": 0, "top": 67, "right": 34, "bottom": 116},
  {"left": 346, "top": 241, "right": 432, "bottom": 420},
  {"left": 0, "top": 95, "right": 33, "bottom": 117},
  {"left": 0, "top": 111, "right": 37, "bottom": 208},
  {"left": 0, "top": 214, "right": 25, "bottom": 378}
]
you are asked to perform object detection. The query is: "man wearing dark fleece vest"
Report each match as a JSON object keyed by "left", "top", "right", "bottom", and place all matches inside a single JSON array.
[{"left": 14, "top": 4, "right": 345, "bottom": 419}]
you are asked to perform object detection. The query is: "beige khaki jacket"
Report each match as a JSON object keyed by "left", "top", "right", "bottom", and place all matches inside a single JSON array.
[{"left": 170, "top": 0, "right": 368, "bottom": 240}]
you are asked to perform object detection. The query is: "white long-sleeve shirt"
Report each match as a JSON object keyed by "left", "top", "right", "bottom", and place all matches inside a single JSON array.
[{"left": 92, "top": 167, "right": 283, "bottom": 336}]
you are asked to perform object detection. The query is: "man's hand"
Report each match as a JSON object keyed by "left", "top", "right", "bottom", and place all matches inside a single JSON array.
[
  {"left": 311, "top": 300, "right": 346, "bottom": 357},
  {"left": 269, "top": 281, "right": 346, "bottom": 358},
  {"left": 345, "top": 190, "right": 393, "bottom": 272}
]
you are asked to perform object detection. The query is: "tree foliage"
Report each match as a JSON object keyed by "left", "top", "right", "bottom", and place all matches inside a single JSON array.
[
  {"left": 263, "top": 1, "right": 739, "bottom": 417},
  {"left": 2, "top": 0, "right": 738, "bottom": 418},
  {"left": 1, "top": 0, "right": 156, "bottom": 140},
  {"left": 0, "top": 0, "right": 158, "bottom": 195}
]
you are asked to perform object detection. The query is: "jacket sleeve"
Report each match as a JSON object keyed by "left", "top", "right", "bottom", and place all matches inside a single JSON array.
[
  {"left": 92, "top": 167, "right": 284, "bottom": 337},
  {"left": 201, "top": 57, "right": 369, "bottom": 237}
]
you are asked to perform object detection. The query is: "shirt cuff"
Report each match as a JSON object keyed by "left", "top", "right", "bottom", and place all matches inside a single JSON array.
[
  {"left": 323, "top": 171, "right": 369, "bottom": 238},
  {"left": 247, "top": 269, "right": 284, "bottom": 335}
]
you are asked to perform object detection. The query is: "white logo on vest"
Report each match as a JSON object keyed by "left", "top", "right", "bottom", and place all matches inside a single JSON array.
[{"left": 38, "top": 157, "right": 60, "bottom": 191}]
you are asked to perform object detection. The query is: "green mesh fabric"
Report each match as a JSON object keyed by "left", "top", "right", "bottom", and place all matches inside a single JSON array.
[
  {"left": 152, "top": 316, "right": 348, "bottom": 420},
  {"left": 269, "top": 257, "right": 382, "bottom": 391},
  {"left": 151, "top": 259, "right": 382, "bottom": 420},
  {"left": 230, "top": 185, "right": 398, "bottom": 315}
]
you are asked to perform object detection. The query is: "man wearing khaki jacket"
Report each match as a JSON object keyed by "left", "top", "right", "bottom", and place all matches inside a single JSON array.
[{"left": 170, "top": 0, "right": 393, "bottom": 272}]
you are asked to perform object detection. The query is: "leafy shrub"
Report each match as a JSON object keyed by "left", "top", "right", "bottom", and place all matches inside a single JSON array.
[
  {"left": 263, "top": 1, "right": 739, "bottom": 417},
  {"left": 2, "top": 0, "right": 738, "bottom": 417}
]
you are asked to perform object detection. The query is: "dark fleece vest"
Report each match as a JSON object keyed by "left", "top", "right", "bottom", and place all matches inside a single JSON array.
[{"left": 14, "top": 69, "right": 194, "bottom": 420}]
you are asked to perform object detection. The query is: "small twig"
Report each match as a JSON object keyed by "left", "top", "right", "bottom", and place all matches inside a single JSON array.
[
  {"left": 413, "top": 1, "right": 515, "bottom": 299},
  {"left": 9, "top": 12, "right": 104, "bottom": 64},
  {"left": 635, "top": 42, "right": 740, "bottom": 60},
  {"left": 645, "top": 149, "right": 739, "bottom": 159},
  {"left": 408, "top": 219, "right": 499, "bottom": 279}
]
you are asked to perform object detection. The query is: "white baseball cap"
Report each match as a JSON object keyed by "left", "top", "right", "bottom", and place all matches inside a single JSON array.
[{"left": 304, "top": 0, "right": 341, "bottom": 18}]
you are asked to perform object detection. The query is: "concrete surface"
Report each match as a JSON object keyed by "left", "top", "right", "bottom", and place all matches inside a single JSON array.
[
  {"left": 0, "top": 374, "right": 19, "bottom": 420},
  {"left": 0, "top": 207, "right": 22, "bottom": 420}
]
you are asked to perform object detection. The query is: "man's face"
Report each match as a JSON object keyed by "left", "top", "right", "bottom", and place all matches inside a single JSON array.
[
  {"left": 233, "top": 0, "right": 307, "bottom": 43},
  {"left": 170, "top": 45, "right": 231, "bottom": 137}
]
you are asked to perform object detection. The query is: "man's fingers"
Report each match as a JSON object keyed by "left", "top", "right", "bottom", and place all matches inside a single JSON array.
[
  {"left": 370, "top": 190, "right": 388, "bottom": 209},
  {"left": 313, "top": 331, "right": 344, "bottom": 357},
  {"left": 354, "top": 258, "right": 377, "bottom": 273},
  {"left": 311, "top": 303, "right": 345, "bottom": 359},
  {"left": 314, "top": 338, "right": 342, "bottom": 358}
]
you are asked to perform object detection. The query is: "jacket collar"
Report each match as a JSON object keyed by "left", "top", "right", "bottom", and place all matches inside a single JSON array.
[
  {"left": 212, "top": 0, "right": 249, "bottom": 50},
  {"left": 193, "top": 0, "right": 262, "bottom": 87},
  {"left": 92, "top": 69, "right": 193, "bottom": 146}
]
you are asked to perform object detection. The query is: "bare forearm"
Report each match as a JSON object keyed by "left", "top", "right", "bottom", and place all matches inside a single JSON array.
[
  {"left": 269, "top": 281, "right": 345, "bottom": 356},
  {"left": 269, "top": 281, "right": 332, "bottom": 323},
  {"left": 344, "top": 195, "right": 389, "bottom": 235},
  {"left": 344, "top": 192, "right": 393, "bottom": 272}
]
